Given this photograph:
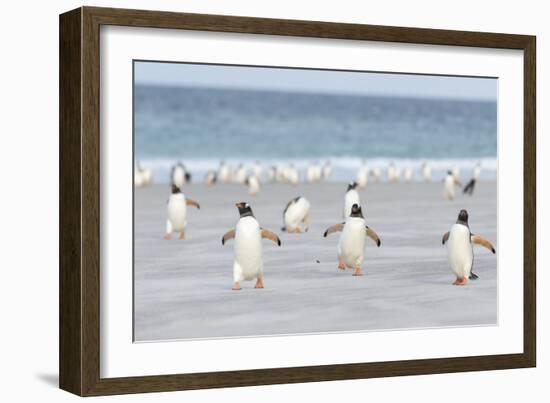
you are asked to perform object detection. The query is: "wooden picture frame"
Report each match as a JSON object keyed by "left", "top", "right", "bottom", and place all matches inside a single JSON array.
[{"left": 59, "top": 6, "right": 536, "bottom": 396}]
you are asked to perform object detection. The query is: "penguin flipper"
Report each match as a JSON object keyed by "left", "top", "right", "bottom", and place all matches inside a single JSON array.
[
  {"left": 221, "top": 229, "right": 236, "bottom": 245},
  {"left": 442, "top": 232, "right": 450, "bottom": 245},
  {"left": 323, "top": 223, "right": 344, "bottom": 237},
  {"left": 470, "top": 234, "right": 496, "bottom": 254},
  {"left": 366, "top": 227, "right": 381, "bottom": 247},
  {"left": 186, "top": 198, "right": 201, "bottom": 209},
  {"left": 261, "top": 229, "right": 281, "bottom": 246}
]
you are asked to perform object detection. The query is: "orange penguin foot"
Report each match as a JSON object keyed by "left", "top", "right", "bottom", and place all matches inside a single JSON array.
[
  {"left": 352, "top": 267, "right": 363, "bottom": 276},
  {"left": 338, "top": 262, "right": 346, "bottom": 271},
  {"left": 254, "top": 278, "right": 264, "bottom": 289},
  {"left": 453, "top": 277, "right": 468, "bottom": 286},
  {"left": 179, "top": 232, "right": 186, "bottom": 240},
  {"left": 163, "top": 233, "right": 172, "bottom": 240},
  {"left": 232, "top": 282, "right": 242, "bottom": 290}
]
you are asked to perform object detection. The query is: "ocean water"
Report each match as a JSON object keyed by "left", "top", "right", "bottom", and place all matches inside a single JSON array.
[{"left": 134, "top": 85, "right": 497, "bottom": 182}]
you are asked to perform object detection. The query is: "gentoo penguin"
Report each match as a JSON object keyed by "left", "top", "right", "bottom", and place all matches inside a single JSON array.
[
  {"left": 204, "top": 170, "right": 217, "bottom": 186},
  {"left": 421, "top": 162, "right": 432, "bottom": 182},
  {"left": 218, "top": 161, "right": 231, "bottom": 183},
  {"left": 234, "top": 164, "right": 247, "bottom": 184},
  {"left": 403, "top": 167, "right": 413, "bottom": 183},
  {"left": 287, "top": 164, "right": 299, "bottom": 185},
  {"left": 452, "top": 166, "right": 461, "bottom": 182},
  {"left": 171, "top": 162, "right": 191, "bottom": 188},
  {"left": 252, "top": 161, "right": 263, "bottom": 180},
  {"left": 281, "top": 196, "right": 311, "bottom": 233},
  {"left": 343, "top": 182, "right": 360, "bottom": 219},
  {"left": 356, "top": 163, "right": 369, "bottom": 188},
  {"left": 322, "top": 161, "right": 332, "bottom": 180},
  {"left": 136, "top": 162, "right": 153, "bottom": 186},
  {"left": 463, "top": 163, "right": 481, "bottom": 195},
  {"left": 221, "top": 202, "right": 281, "bottom": 290},
  {"left": 245, "top": 175, "right": 260, "bottom": 196},
  {"left": 267, "top": 166, "right": 277, "bottom": 183},
  {"left": 442, "top": 209, "right": 495, "bottom": 285},
  {"left": 443, "top": 170, "right": 463, "bottom": 200},
  {"left": 387, "top": 162, "right": 398, "bottom": 183},
  {"left": 323, "top": 203, "right": 381, "bottom": 276},
  {"left": 473, "top": 162, "right": 482, "bottom": 181},
  {"left": 164, "top": 185, "right": 200, "bottom": 240},
  {"left": 371, "top": 167, "right": 381, "bottom": 183},
  {"left": 306, "top": 161, "right": 322, "bottom": 183}
]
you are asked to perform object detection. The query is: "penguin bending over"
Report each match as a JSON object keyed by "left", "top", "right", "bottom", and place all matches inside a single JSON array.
[
  {"left": 442, "top": 209, "right": 495, "bottom": 285},
  {"left": 343, "top": 182, "right": 360, "bottom": 219},
  {"left": 221, "top": 202, "right": 281, "bottom": 290},
  {"left": 443, "top": 170, "right": 463, "bottom": 200},
  {"left": 324, "top": 204, "right": 381, "bottom": 276},
  {"left": 281, "top": 196, "right": 311, "bottom": 233},
  {"left": 164, "top": 185, "right": 200, "bottom": 240}
]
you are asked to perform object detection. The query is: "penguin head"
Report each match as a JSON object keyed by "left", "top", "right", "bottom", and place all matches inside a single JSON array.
[
  {"left": 235, "top": 202, "right": 254, "bottom": 218},
  {"left": 350, "top": 203, "right": 364, "bottom": 218},
  {"left": 447, "top": 170, "right": 453, "bottom": 175},
  {"left": 347, "top": 182, "right": 358, "bottom": 191},
  {"left": 171, "top": 184, "right": 182, "bottom": 194},
  {"left": 457, "top": 209, "right": 469, "bottom": 224}
]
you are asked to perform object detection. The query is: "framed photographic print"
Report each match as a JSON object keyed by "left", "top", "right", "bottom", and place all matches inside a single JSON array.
[{"left": 59, "top": 6, "right": 536, "bottom": 396}]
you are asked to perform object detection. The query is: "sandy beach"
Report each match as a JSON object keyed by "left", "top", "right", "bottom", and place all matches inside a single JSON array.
[{"left": 134, "top": 181, "right": 497, "bottom": 342}]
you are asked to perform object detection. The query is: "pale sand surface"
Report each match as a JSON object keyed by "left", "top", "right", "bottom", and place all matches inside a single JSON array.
[{"left": 134, "top": 181, "right": 497, "bottom": 341}]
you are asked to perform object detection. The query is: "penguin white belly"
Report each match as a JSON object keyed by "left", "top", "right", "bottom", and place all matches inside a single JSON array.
[
  {"left": 338, "top": 219, "right": 366, "bottom": 268},
  {"left": 357, "top": 169, "right": 368, "bottom": 187},
  {"left": 344, "top": 190, "right": 360, "bottom": 218},
  {"left": 234, "top": 217, "right": 263, "bottom": 281},
  {"left": 284, "top": 198, "right": 310, "bottom": 228},
  {"left": 167, "top": 195, "right": 187, "bottom": 231},
  {"left": 447, "top": 224, "right": 473, "bottom": 279},
  {"left": 444, "top": 177, "right": 455, "bottom": 199}
]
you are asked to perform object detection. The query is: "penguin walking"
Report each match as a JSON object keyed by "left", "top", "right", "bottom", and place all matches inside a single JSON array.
[
  {"left": 403, "top": 167, "right": 413, "bottom": 183},
  {"left": 281, "top": 196, "right": 311, "bottom": 233},
  {"left": 164, "top": 185, "right": 200, "bottom": 240},
  {"left": 356, "top": 163, "right": 369, "bottom": 188},
  {"left": 218, "top": 161, "right": 231, "bottom": 183},
  {"left": 245, "top": 175, "right": 260, "bottom": 196},
  {"left": 463, "top": 162, "right": 481, "bottom": 196},
  {"left": 421, "top": 162, "right": 432, "bottom": 182},
  {"left": 204, "top": 170, "right": 217, "bottom": 186},
  {"left": 443, "top": 170, "right": 462, "bottom": 200},
  {"left": 442, "top": 209, "right": 495, "bottom": 285},
  {"left": 343, "top": 182, "right": 360, "bottom": 219},
  {"left": 221, "top": 202, "right": 281, "bottom": 290},
  {"left": 323, "top": 204, "right": 381, "bottom": 276},
  {"left": 234, "top": 164, "right": 247, "bottom": 184},
  {"left": 371, "top": 167, "right": 381, "bottom": 183}
]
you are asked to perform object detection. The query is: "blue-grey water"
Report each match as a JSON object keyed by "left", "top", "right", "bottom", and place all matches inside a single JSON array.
[{"left": 134, "top": 85, "right": 497, "bottom": 181}]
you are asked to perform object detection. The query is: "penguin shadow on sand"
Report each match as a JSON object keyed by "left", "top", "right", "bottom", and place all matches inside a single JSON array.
[
  {"left": 442, "top": 209, "right": 496, "bottom": 286},
  {"left": 221, "top": 202, "right": 282, "bottom": 291}
]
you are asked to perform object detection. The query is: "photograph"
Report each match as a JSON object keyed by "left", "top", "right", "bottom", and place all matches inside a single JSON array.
[{"left": 132, "top": 61, "right": 498, "bottom": 342}]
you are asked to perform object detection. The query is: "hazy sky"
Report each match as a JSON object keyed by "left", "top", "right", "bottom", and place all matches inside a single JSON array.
[{"left": 134, "top": 61, "right": 497, "bottom": 101}]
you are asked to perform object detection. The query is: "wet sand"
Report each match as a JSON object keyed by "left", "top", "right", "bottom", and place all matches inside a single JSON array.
[{"left": 134, "top": 181, "right": 497, "bottom": 341}]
